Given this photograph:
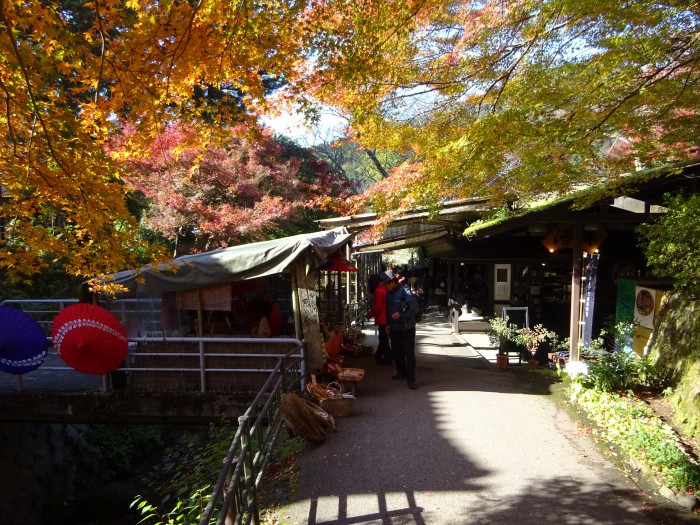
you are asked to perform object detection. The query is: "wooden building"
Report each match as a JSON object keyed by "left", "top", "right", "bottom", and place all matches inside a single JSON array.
[{"left": 320, "top": 162, "right": 700, "bottom": 360}]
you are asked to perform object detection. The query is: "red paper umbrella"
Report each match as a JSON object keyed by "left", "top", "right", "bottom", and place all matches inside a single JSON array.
[
  {"left": 51, "top": 303, "right": 128, "bottom": 375},
  {"left": 318, "top": 252, "right": 358, "bottom": 272}
]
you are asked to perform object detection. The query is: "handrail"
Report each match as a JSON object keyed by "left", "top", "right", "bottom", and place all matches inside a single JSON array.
[
  {"left": 0, "top": 299, "right": 79, "bottom": 304},
  {"left": 2, "top": 336, "right": 306, "bottom": 395},
  {"left": 0, "top": 298, "right": 163, "bottom": 335},
  {"left": 1, "top": 299, "right": 308, "bottom": 523},
  {"left": 200, "top": 347, "right": 304, "bottom": 525}
]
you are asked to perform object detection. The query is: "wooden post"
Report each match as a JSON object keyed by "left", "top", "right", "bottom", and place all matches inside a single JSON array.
[
  {"left": 336, "top": 270, "right": 343, "bottom": 327},
  {"left": 293, "top": 255, "right": 325, "bottom": 372},
  {"left": 569, "top": 223, "right": 583, "bottom": 362},
  {"left": 346, "top": 244, "right": 352, "bottom": 306}
]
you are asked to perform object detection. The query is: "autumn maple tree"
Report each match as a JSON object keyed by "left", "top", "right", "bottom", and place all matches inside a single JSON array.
[
  {"left": 292, "top": 0, "right": 700, "bottom": 215},
  {"left": 0, "top": 0, "right": 304, "bottom": 281},
  {"left": 112, "top": 125, "right": 350, "bottom": 255},
  {"left": 2, "top": 0, "right": 700, "bottom": 279}
]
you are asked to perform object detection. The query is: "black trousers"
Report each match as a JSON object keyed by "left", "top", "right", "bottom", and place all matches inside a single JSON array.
[
  {"left": 375, "top": 324, "right": 391, "bottom": 361},
  {"left": 389, "top": 327, "right": 416, "bottom": 382}
]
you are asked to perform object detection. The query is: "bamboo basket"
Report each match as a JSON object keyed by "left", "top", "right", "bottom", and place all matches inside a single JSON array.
[
  {"left": 338, "top": 368, "right": 365, "bottom": 382},
  {"left": 306, "top": 380, "right": 342, "bottom": 400},
  {"left": 302, "top": 399, "right": 337, "bottom": 431},
  {"left": 319, "top": 396, "right": 352, "bottom": 418},
  {"left": 307, "top": 380, "right": 352, "bottom": 417}
]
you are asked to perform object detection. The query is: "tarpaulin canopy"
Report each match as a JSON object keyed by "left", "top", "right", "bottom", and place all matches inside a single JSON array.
[{"left": 95, "top": 228, "right": 353, "bottom": 298}]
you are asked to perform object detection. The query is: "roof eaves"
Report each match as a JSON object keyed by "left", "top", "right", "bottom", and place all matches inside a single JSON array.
[{"left": 463, "top": 161, "right": 700, "bottom": 238}]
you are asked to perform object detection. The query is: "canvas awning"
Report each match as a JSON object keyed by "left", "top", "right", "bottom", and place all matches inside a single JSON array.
[{"left": 95, "top": 228, "right": 353, "bottom": 297}]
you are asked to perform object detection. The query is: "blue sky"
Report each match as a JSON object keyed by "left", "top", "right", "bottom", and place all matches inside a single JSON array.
[{"left": 261, "top": 109, "right": 347, "bottom": 146}]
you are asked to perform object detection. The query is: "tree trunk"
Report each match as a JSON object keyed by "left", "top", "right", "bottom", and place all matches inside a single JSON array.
[{"left": 364, "top": 149, "right": 390, "bottom": 179}]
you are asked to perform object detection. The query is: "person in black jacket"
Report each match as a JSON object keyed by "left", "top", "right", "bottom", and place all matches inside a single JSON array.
[{"left": 384, "top": 270, "right": 420, "bottom": 389}]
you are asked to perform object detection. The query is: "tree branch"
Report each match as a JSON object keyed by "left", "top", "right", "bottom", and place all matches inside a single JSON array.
[
  {"left": 0, "top": 3, "right": 70, "bottom": 183},
  {"left": 364, "top": 149, "right": 391, "bottom": 179},
  {"left": 93, "top": 0, "right": 106, "bottom": 104}
]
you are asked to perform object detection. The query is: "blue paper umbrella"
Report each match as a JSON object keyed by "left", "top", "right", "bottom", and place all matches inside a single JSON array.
[{"left": 0, "top": 306, "right": 48, "bottom": 374}]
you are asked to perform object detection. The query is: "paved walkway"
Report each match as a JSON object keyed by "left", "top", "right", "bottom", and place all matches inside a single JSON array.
[{"left": 281, "top": 309, "right": 690, "bottom": 525}]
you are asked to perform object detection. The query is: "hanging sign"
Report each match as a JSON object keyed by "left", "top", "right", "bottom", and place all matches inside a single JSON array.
[{"left": 542, "top": 224, "right": 607, "bottom": 253}]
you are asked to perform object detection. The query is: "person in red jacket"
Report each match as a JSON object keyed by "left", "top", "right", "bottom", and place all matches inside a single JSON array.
[{"left": 366, "top": 273, "right": 393, "bottom": 364}]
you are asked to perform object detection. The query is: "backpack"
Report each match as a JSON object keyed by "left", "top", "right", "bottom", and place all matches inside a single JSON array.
[
  {"left": 404, "top": 287, "right": 423, "bottom": 322},
  {"left": 415, "top": 304, "right": 423, "bottom": 323}
]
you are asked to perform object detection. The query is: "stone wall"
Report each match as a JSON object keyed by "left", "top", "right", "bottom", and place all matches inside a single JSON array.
[{"left": 650, "top": 292, "right": 700, "bottom": 444}]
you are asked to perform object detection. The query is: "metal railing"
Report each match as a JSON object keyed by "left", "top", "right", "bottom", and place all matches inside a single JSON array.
[
  {"left": 3, "top": 336, "right": 305, "bottom": 395},
  {"left": 1, "top": 298, "right": 308, "bottom": 523},
  {"left": 122, "top": 336, "right": 306, "bottom": 394},
  {"left": 199, "top": 348, "right": 303, "bottom": 525},
  {"left": 0, "top": 298, "right": 305, "bottom": 395},
  {"left": 0, "top": 298, "right": 78, "bottom": 335},
  {"left": 0, "top": 298, "right": 163, "bottom": 336}
]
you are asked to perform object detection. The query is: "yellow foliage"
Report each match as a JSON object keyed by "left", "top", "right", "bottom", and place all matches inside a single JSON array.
[
  {"left": 294, "top": 0, "right": 700, "bottom": 214},
  {"left": 0, "top": 0, "right": 301, "bottom": 281},
  {"left": 2, "top": 0, "right": 699, "bottom": 281}
]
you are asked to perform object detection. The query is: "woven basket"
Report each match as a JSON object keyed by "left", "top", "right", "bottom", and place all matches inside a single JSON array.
[
  {"left": 319, "top": 396, "right": 352, "bottom": 417},
  {"left": 338, "top": 368, "right": 365, "bottom": 382},
  {"left": 302, "top": 399, "right": 337, "bottom": 430},
  {"left": 307, "top": 380, "right": 343, "bottom": 401}
]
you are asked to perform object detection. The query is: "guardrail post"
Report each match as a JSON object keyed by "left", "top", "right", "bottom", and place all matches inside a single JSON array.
[
  {"left": 238, "top": 415, "right": 260, "bottom": 525},
  {"left": 300, "top": 342, "right": 308, "bottom": 391},
  {"left": 222, "top": 456, "right": 238, "bottom": 525},
  {"left": 199, "top": 340, "right": 206, "bottom": 393}
]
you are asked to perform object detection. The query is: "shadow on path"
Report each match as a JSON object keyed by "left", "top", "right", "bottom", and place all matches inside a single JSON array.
[{"left": 283, "top": 312, "right": 695, "bottom": 525}]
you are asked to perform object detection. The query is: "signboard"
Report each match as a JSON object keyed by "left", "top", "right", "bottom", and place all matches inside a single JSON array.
[
  {"left": 580, "top": 253, "right": 599, "bottom": 347},
  {"left": 542, "top": 224, "right": 607, "bottom": 253},
  {"left": 635, "top": 286, "right": 656, "bottom": 329}
]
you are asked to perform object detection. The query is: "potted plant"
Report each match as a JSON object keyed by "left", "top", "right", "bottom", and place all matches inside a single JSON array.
[
  {"left": 514, "top": 324, "right": 554, "bottom": 368},
  {"left": 487, "top": 317, "right": 519, "bottom": 369}
]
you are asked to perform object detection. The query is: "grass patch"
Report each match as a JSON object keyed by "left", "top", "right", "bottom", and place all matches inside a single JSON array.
[{"left": 571, "top": 386, "right": 700, "bottom": 496}]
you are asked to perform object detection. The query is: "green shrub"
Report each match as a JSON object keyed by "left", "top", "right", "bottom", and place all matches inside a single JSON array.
[
  {"left": 569, "top": 317, "right": 669, "bottom": 395},
  {"left": 575, "top": 349, "right": 671, "bottom": 394},
  {"left": 584, "top": 349, "right": 637, "bottom": 392},
  {"left": 143, "top": 423, "right": 235, "bottom": 503},
  {"left": 638, "top": 192, "right": 700, "bottom": 299},
  {"left": 130, "top": 423, "right": 235, "bottom": 525},
  {"left": 573, "top": 388, "right": 700, "bottom": 496},
  {"left": 132, "top": 486, "right": 212, "bottom": 525},
  {"left": 486, "top": 317, "right": 519, "bottom": 350},
  {"left": 130, "top": 424, "right": 303, "bottom": 525}
]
